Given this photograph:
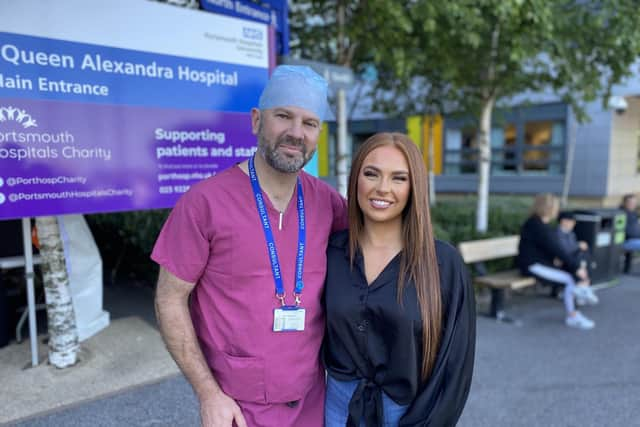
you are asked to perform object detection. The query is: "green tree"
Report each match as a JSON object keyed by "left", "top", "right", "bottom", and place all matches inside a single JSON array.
[
  {"left": 291, "top": 1, "right": 640, "bottom": 232},
  {"left": 290, "top": 0, "right": 410, "bottom": 69},
  {"left": 370, "top": 0, "right": 640, "bottom": 232}
]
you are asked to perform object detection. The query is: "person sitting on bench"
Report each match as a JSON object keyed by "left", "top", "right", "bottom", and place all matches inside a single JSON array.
[
  {"left": 555, "top": 211, "right": 599, "bottom": 306},
  {"left": 620, "top": 194, "right": 640, "bottom": 272},
  {"left": 517, "top": 194, "right": 598, "bottom": 330}
]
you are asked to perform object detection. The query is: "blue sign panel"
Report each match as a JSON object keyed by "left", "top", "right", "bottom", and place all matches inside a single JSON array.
[
  {"left": 0, "top": 0, "right": 271, "bottom": 220},
  {"left": 200, "top": 0, "right": 289, "bottom": 55}
]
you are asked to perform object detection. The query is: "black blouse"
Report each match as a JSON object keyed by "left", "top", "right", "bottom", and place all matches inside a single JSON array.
[
  {"left": 517, "top": 215, "right": 580, "bottom": 275},
  {"left": 323, "top": 230, "right": 476, "bottom": 427}
]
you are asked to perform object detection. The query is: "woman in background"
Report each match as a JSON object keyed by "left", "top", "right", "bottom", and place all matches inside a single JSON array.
[
  {"left": 517, "top": 193, "right": 597, "bottom": 330},
  {"left": 323, "top": 133, "right": 476, "bottom": 426}
]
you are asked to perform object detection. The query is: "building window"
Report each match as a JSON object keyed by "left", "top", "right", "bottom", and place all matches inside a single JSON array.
[
  {"left": 522, "top": 121, "right": 564, "bottom": 174},
  {"left": 443, "top": 105, "right": 566, "bottom": 176},
  {"left": 444, "top": 127, "right": 477, "bottom": 174},
  {"left": 491, "top": 124, "right": 517, "bottom": 174}
]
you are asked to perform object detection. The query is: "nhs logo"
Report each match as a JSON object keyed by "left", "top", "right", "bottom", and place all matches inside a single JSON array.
[{"left": 242, "top": 27, "right": 263, "bottom": 41}]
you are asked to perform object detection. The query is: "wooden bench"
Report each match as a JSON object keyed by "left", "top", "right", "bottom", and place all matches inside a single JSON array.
[{"left": 458, "top": 235, "right": 536, "bottom": 323}]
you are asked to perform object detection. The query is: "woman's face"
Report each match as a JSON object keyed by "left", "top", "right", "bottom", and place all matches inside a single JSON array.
[
  {"left": 540, "top": 199, "right": 559, "bottom": 223},
  {"left": 357, "top": 145, "right": 411, "bottom": 226}
]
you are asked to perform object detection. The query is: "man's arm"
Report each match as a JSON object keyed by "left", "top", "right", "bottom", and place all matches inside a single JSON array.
[{"left": 155, "top": 267, "right": 247, "bottom": 427}]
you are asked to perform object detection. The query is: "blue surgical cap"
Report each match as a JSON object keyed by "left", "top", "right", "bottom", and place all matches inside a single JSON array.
[{"left": 259, "top": 65, "right": 329, "bottom": 121}]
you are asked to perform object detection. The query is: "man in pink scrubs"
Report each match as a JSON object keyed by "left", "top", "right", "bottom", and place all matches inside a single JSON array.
[{"left": 152, "top": 66, "right": 347, "bottom": 427}]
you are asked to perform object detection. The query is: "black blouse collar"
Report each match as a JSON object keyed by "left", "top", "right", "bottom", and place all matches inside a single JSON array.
[{"left": 329, "top": 229, "right": 443, "bottom": 267}]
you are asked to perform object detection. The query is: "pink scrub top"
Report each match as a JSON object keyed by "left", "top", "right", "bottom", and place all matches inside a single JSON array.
[{"left": 151, "top": 165, "right": 347, "bottom": 426}]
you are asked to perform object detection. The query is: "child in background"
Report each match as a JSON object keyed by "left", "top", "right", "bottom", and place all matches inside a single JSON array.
[{"left": 556, "top": 211, "right": 599, "bottom": 305}]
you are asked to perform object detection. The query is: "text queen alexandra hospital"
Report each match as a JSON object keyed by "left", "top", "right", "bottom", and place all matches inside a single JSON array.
[{"left": 0, "top": 43, "right": 239, "bottom": 97}]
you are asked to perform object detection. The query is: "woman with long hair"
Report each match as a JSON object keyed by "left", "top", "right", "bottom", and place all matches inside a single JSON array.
[
  {"left": 517, "top": 193, "right": 597, "bottom": 330},
  {"left": 323, "top": 133, "right": 476, "bottom": 426}
]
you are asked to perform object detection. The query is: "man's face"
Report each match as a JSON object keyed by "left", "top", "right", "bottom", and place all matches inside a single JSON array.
[
  {"left": 251, "top": 106, "right": 321, "bottom": 174},
  {"left": 625, "top": 196, "right": 637, "bottom": 211}
]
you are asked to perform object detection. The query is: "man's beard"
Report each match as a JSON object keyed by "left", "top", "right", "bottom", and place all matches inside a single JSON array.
[{"left": 258, "top": 134, "right": 315, "bottom": 173}]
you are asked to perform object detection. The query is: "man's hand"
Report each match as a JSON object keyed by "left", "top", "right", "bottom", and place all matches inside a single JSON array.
[
  {"left": 155, "top": 269, "right": 245, "bottom": 427},
  {"left": 578, "top": 241, "right": 589, "bottom": 251},
  {"left": 200, "top": 391, "right": 248, "bottom": 427}
]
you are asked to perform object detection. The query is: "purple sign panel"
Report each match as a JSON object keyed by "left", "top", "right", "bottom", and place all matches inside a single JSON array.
[{"left": 0, "top": 98, "right": 257, "bottom": 220}]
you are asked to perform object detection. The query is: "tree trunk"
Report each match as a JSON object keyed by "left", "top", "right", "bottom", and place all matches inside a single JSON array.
[
  {"left": 336, "top": 89, "right": 349, "bottom": 197},
  {"left": 36, "top": 216, "right": 79, "bottom": 368},
  {"left": 476, "top": 97, "right": 495, "bottom": 233},
  {"left": 561, "top": 109, "right": 578, "bottom": 207},
  {"left": 334, "top": 2, "right": 350, "bottom": 197},
  {"left": 476, "top": 24, "right": 500, "bottom": 233}
]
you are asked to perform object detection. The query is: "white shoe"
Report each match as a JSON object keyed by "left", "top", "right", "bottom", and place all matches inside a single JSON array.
[
  {"left": 566, "top": 311, "right": 595, "bottom": 330},
  {"left": 584, "top": 287, "right": 599, "bottom": 305}
]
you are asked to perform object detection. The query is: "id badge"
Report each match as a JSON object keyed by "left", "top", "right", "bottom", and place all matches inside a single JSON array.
[{"left": 273, "top": 306, "right": 305, "bottom": 332}]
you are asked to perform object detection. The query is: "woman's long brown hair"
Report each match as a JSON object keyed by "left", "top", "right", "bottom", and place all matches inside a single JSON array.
[{"left": 347, "top": 132, "right": 442, "bottom": 381}]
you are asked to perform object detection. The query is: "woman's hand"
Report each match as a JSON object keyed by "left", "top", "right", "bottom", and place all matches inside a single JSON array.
[{"left": 576, "top": 267, "right": 588, "bottom": 281}]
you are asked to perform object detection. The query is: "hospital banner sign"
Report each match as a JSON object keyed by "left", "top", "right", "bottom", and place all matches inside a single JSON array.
[{"left": 0, "top": 0, "right": 270, "bottom": 220}]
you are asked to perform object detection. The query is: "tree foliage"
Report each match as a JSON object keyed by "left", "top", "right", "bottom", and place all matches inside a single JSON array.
[
  {"left": 290, "top": 0, "right": 640, "bottom": 123},
  {"left": 360, "top": 0, "right": 640, "bottom": 120},
  {"left": 289, "top": 0, "right": 410, "bottom": 70},
  {"left": 290, "top": 0, "right": 640, "bottom": 231}
]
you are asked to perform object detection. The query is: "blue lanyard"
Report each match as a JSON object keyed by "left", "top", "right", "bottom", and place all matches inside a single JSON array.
[{"left": 248, "top": 156, "right": 306, "bottom": 306}]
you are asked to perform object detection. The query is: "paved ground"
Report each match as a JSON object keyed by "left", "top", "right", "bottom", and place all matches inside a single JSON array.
[
  {"left": 1, "top": 281, "right": 178, "bottom": 425},
  {"left": 4, "top": 275, "right": 640, "bottom": 426},
  {"left": 458, "top": 276, "right": 640, "bottom": 427}
]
